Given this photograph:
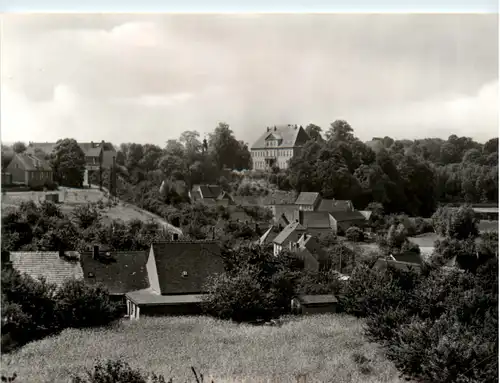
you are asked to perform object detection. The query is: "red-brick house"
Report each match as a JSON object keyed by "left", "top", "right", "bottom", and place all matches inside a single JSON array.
[
  {"left": 5, "top": 153, "right": 54, "bottom": 187},
  {"left": 125, "top": 241, "right": 224, "bottom": 319}
]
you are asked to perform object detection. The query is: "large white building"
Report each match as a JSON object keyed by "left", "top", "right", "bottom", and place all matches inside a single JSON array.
[{"left": 250, "top": 124, "right": 310, "bottom": 170}]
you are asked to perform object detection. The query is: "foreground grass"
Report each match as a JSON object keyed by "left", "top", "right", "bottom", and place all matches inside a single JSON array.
[{"left": 1, "top": 315, "right": 405, "bottom": 383}]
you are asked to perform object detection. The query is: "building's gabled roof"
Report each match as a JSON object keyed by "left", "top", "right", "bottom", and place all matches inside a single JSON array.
[
  {"left": 299, "top": 211, "right": 332, "bottom": 229},
  {"left": 10, "top": 153, "right": 52, "bottom": 171},
  {"left": 392, "top": 251, "right": 423, "bottom": 265},
  {"left": 198, "top": 185, "right": 222, "bottom": 199},
  {"left": 329, "top": 211, "right": 366, "bottom": 222},
  {"left": 85, "top": 147, "right": 103, "bottom": 157},
  {"left": 126, "top": 288, "right": 206, "bottom": 306},
  {"left": 297, "top": 234, "right": 329, "bottom": 263},
  {"left": 27, "top": 142, "right": 58, "bottom": 155},
  {"left": 9, "top": 251, "right": 83, "bottom": 286},
  {"left": 150, "top": 241, "right": 224, "bottom": 295},
  {"left": 80, "top": 251, "right": 149, "bottom": 295},
  {"left": 251, "top": 124, "right": 309, "bottom": 149},
  {"left": 28, "top": 141, "right": 115, "bottom": 157},
  {"left": 317, "top": 199, "right": 353, "bottom": 212},
  {"left": 273, "top": 221, "right": 306, "bottom": 245},
  {"left": 373, "top": 258, "right": 422, "bottom": 273},
  {"left": 295, "top": 192, "right": 321, "bottom": 206},
  {"left": 296, "top": 294, "right": 338, "bottom": 305}
]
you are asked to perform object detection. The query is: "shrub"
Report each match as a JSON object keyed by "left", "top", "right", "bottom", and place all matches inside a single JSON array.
[
  {"left": 71, "top": 359, "right": 170, "bottom": 383},
  {"left": 202, "top": 267, "right": 275, "bottom": 322},
  {"left": 55, "top": 279, "right": 122, "bottom": 328},
  {"left": 345, "top": 226, "right": 364, "bottom": 242}
]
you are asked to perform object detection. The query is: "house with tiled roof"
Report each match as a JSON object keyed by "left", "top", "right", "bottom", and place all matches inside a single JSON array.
[
  {"left": 5, "top": 153, "right": 53, "bottom": 187},
  {"left": 295, "top": 192, "right": 322, "bottom": 211},
  {"left": 317, "top": 199, "right": 354, "bottom": 213},
  {"left": 80, "top": 246, "right": 149, "bottom": 302},
  {"left": 125, "top": 240, "right": 224, "bottom": 319},
  {"left": 329, "top": 211, "right": 367, "bottom": 235},
  {"left": 293, "top": 211, "right": 336, "bottom": 236},
  {"left": 373, "top": 251, "right": 424, "bottom": 274},
  {"left": 8, "top": 251, "right": 83, "bottom": 286},
  {"left": 272, "top": 221, "right": 307, "bottom": 256},
  {"left": 251, "top": 124, "right": 310, "bottom": 170},
  {"left": 295, "top": 233, "right": 331, "bottom": 272},
  {"left": 27, "top": 140, "right": 116, "bottom": 170},
  {"left": 189, "top": 184, "right": 234, "bottom": 206}
]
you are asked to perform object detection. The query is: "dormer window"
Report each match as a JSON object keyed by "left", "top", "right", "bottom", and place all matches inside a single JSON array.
[{"left": 182, "top": 271, "right": 188, "bottom": 278}]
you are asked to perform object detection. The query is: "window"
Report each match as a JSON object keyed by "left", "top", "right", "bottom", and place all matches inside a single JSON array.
[{"left": 182, "top": 271, "right": 188, "bottom": 278}]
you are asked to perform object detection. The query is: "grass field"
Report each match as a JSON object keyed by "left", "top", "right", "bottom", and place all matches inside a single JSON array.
[
  {"left": 1, "top": 187, "right": 181, "bottom": 234},
  {"left": 1, "top": 315, "right": 406, "bottom": 383}
]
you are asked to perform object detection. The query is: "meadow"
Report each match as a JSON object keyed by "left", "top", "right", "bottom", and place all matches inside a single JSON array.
[{"left": 1, "top": 315, "right": 406, "bottom": 383}]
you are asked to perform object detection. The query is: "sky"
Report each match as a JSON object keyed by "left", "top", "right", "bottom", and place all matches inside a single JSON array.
[{"left": 1, "top": 13, "right": 498, "bottom": 146}]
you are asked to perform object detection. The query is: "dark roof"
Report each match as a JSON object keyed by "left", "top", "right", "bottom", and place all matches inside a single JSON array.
[
  {"left": 330, "top": 211, "right": 366, "bottom": 222},
  {"left": 392, "top": 252, "right": 423, "bottom": 265},
  {"left": 273, "top": 221, "right": 306, "bottom": 245},
  {"left": 295, "top": 192, "right": 321, "bottom": 206},
  {"left": 12, "top": 153, "right": 52, "bottom": 171},
  {"left": 126, "top": 288, "right": 206, "bottom": 306},
  {"left": 28, "top": 141, "right": 115, "bottom": 156},
  {"left": 251, "top": 125, "right": 309, "bottom": 149},
  {"left": 373, "top": 258, "right": 422, "bottom": 273},
  {"left": 298, "top": 234, "right": 329, "bottom": 263},
  {"left": 300, "top": 211, "right": 332, "bottom": 229},
  {"left": 296, "top": 294, "right": 338, "bottom": 305},
  {"left": 151, "top": 241, "right": 224, "bottom": 295},
  {"left": 86, "top": 147, "right": 102, "bottom": 157},
  {"left": 80, "top": 251, "right": 149, "bottom": 295},
  {"left": 233, "top": 196, "right": 261, "bottom": 206},
  {"left": 317, "top": 199, "right": 353, "bottom": 212},
  {"left": 198, "top": 185, "right": 222, "bottom": 199},
  {"left": 273, "top": 205, "right": 298, "bottom": 223},
  {"left": 10, "top": 251, "right": 83, "bottom": 286}
]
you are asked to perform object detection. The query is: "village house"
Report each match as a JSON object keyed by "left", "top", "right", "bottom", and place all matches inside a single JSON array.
[
  {"left": 80, "top": 247, "right": 149, "bottom": 306},
  {"left": 294, "top": 233, "right": 331, "bottom": 271},
  {"left": 295, "top": 192, "right": 322, "bottom": 211},
  {"left": 317, "top": 199, "right": 354, "bottom": 213},
  {"left": 329, "top": 211, "right": 367, "bottom": 235},
  {"left": 7, "top": 250, "right": 83, "bottom": 286},
  {"left": 272, "top": 221, "right": 307, "bottom": 256},
  {"left": 189, "top": 184, "right": 234, "bottom": 206},
  {"left": 125, "top": 240, "right": 224, "bottom": 319},
  {"left": 293, "top": 210, "right": 336, "bottom": 236},
  {"left": 5, "top": 153, "right": 54, "bottom": 187},
  {"left": 27, "top": 140, "right": 117, "bottom": 170},
  {"left": 373, "top": 252, "right": 424, "bottom": 273},
  {"left": 250, "top": 124, "right": 310, "bottom": 170}
]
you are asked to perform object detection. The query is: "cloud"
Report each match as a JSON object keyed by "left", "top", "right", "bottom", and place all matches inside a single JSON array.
[{"left": 1, "top": 14, "right": 498, "bottom": 145}]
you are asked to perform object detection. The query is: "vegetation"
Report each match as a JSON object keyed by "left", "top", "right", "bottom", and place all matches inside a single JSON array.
[
  {"left": 0, "top": 315, "right": 405, "bottom": 383},
  {"left": 1, "top": 268, "right": 120, "bottom": 352},
  {"left": 50, "top": 139, "right": 86, "bottom": 188}
]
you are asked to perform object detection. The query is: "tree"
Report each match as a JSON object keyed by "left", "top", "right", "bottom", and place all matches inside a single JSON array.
[
  {"left": 50, "top": 139, "right": 86, "bottom": 187},
  {"left": 208, "top": 122, "right": 241, "bottom": 170},
  {"left": 325, "top": 120, "right": 355, "bottom": 142},
  {"left": 431, "top": 205, "right": 479, "bottom": 240},
  {"left": 125, "top": 143, "right": 144, "bottom": 171},
  {"left": 305, "top": 124, "right": 324, "bottom": 142},
  {"left": 139, "top": 144, "right": 163, "bottom": 174},
  {"left": 1, "top": 145, "right": 14, "bottom": 170},
  {"left": 12, "top": 142, "right": 27, "bottom": 154}
]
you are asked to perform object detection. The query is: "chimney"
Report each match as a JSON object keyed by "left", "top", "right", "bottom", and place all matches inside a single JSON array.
[
  {"left": 267, "top": 127, "right": 270, "bottom": 132},
  {"left": 93, "top": 245, "right": 99, "bottom": 259},
  {"left": 274, "top": 126, "right": 277, "bottom": 131},
  {"left": 294, "top": 124, "right": 298, "bottom": 129}
]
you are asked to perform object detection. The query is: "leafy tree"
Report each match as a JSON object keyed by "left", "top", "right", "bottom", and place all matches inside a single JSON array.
[
  {"left": 305, "top": 124, "right": 324, "bottom": 142},
  {"left": 325, "top": 120, "right": 355, "bottom": 142},
  {"left": 431, "top": 205, "right": 479, "bottom": 240},
  {"left": 12, "top": 142, "right": 27, "bottom": 154},
  {"left": 50, "top": 139, "right": 86, "bottom": 187}
]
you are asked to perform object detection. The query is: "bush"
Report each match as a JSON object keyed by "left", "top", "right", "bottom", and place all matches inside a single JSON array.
[
  {"left": 345, "top": 226, "right": 364, "bottom": 242},
  {"left": 202, "top": 267, "right": 275, "bottom": 322},
  {"left": 72, "top": 359, "right": 170, "bottom": 383},
  {"left": 55, "top": 279, "right": 122, "bottom": 328}
]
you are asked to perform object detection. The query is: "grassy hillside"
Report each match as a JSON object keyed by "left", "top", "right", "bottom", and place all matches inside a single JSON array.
[{"left": 1, "top": 315, "right": 405, "bottom": 383}]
